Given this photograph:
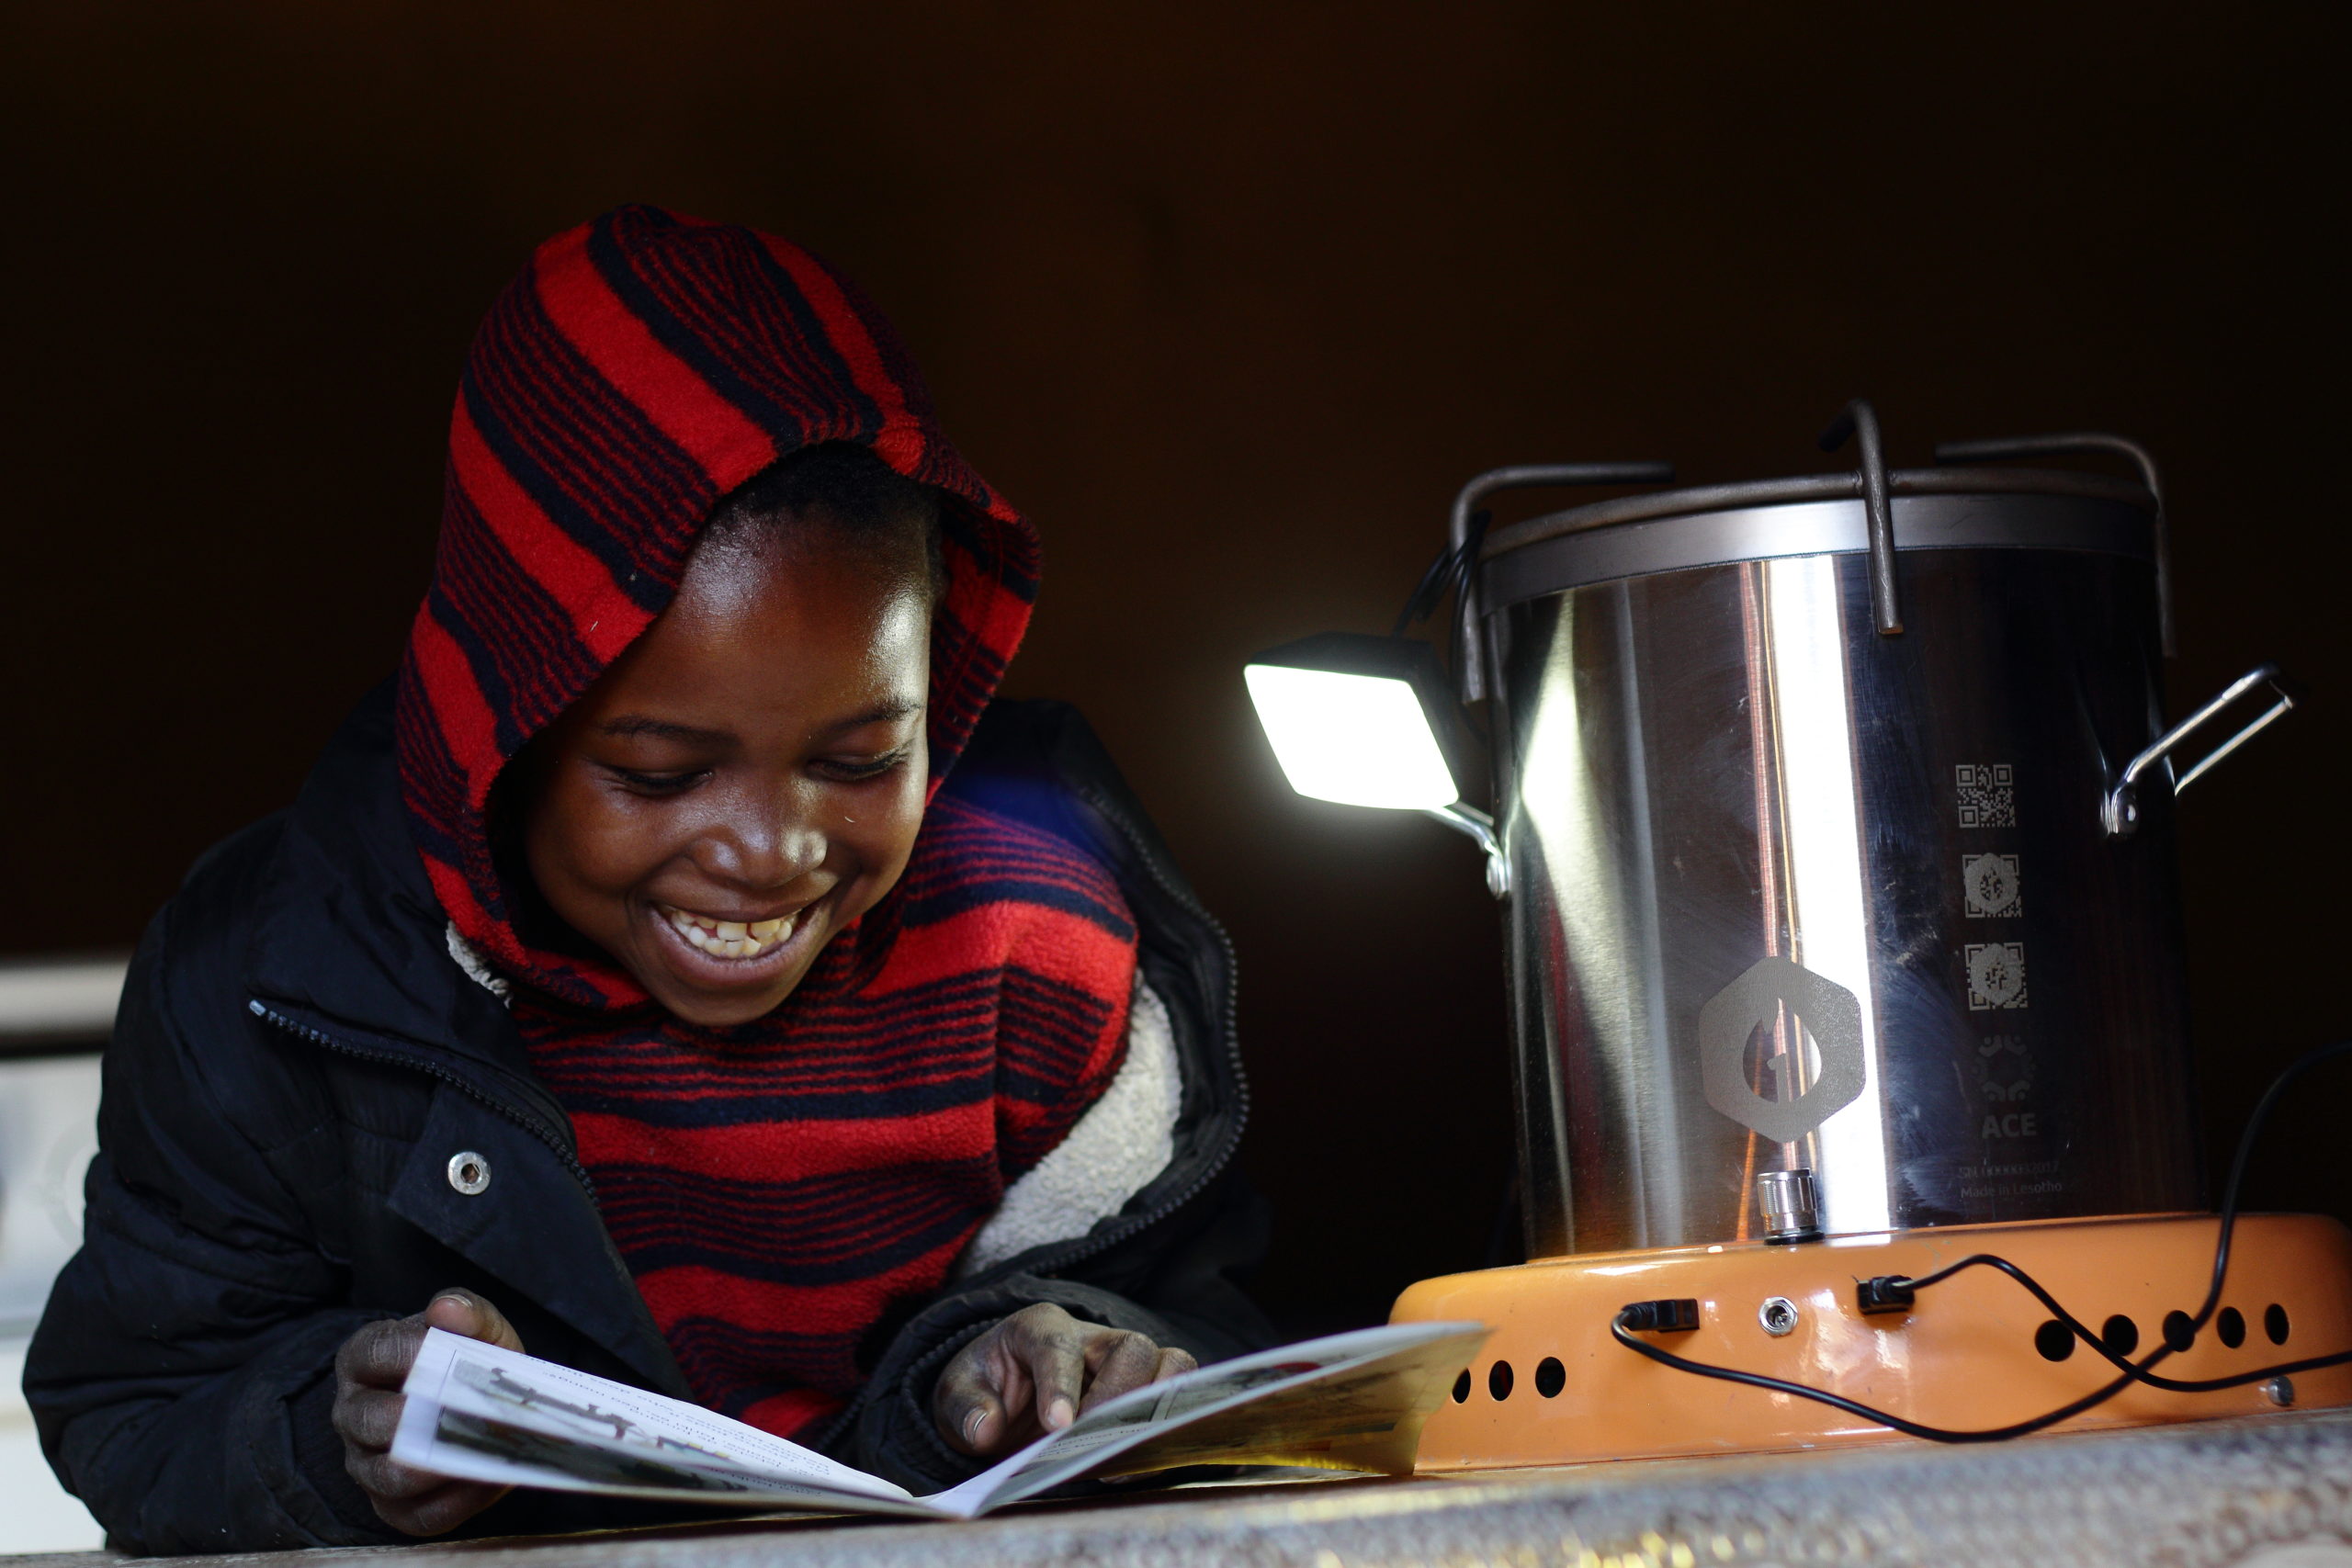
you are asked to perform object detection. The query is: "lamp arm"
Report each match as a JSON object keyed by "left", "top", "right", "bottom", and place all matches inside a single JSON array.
[{"left": 1422, "top": 803, "right": 1510, "bottom": 900}]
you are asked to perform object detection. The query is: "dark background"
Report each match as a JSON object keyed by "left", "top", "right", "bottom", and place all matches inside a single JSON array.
[{"left": 6, "top": 2, "right": 2347, "bottom": 1337}]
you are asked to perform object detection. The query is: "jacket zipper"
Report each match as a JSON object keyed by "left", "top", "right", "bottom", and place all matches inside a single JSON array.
[{"left": 247, "top": 1000, "right": 598, "bottom": 1196}]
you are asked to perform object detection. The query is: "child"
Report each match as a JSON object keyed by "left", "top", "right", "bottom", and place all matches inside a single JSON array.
[{"left": 26, "top": 205, "right": 1268, "bottom": 1553}]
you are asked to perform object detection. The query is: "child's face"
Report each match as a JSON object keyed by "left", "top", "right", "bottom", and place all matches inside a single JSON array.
[{"left": 522, "top": 522, "right": 933, "bottom": 1026}]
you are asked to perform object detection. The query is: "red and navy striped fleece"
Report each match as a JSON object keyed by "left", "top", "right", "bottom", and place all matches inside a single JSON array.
[{"left": 393, "top": 205, "right": 1140, "bottom": 1436}]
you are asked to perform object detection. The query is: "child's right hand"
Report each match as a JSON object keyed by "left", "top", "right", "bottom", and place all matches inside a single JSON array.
[{"left": 331, "top": 1288, "right": 525, "bottom": 1535}]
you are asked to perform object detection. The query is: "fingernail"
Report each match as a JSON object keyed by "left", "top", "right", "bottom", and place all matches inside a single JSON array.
[
  {"left": 1046, "top": 1398, "right": 1074, "bottom": 1430},
  {"left": 963, "top": 1408, "right": 988, "bottom": 1444}
]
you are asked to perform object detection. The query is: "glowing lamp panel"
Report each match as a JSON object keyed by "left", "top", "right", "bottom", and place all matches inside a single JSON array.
[{"left": 1245, "top": 664, "right": 1456, "bottom": 810}]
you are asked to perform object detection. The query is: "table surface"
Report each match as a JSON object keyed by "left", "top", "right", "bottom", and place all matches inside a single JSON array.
[{"left": 20, "top": 1409, "right": 2352, "bottom": 1568}]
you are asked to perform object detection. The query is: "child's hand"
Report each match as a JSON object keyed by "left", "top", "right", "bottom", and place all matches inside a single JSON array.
[
  {"left": 932, "top": 1302, "right": 1197, "bottom": 1456},
  {"left": 331, "top": 1288, "right": 526, "bottom": 1534}
]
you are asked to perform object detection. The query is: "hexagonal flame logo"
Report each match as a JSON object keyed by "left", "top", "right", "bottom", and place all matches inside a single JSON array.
[{"left": 1699, "top": 955, "right": 1866, "bottom": 1144}]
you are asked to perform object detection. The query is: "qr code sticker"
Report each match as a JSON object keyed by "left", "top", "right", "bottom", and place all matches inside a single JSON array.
[
  {"left": 1966, "top": 942, "right": 2029, "bottom": 1010},
  {"left": 1962, "top": 853, "right": 2021, "bottom": 919},
  {"left": 1956, "top": 763, "right": 2015, "bottom": 829}
]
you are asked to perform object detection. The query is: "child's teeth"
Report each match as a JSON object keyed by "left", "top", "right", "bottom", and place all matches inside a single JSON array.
[{"left": 660, "top": 903, "right": 803, "bottom": 960}]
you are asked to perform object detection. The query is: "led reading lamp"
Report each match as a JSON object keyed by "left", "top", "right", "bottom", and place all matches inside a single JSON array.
[
  {"left": 1242, "top": 463, "right": 1676, "bottom": 903},
  {"left": 1242, "top": 632, "right": 1508, "bottom": 897}
]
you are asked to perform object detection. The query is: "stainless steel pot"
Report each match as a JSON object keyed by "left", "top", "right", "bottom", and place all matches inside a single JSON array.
[{"left": 1463, "top": 414, "right": 2290, "bottom": 1258}]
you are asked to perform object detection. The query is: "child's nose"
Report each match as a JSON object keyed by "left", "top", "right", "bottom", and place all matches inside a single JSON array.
[{"left": 698, "top": 787, "right": 829, "bottom": 888}]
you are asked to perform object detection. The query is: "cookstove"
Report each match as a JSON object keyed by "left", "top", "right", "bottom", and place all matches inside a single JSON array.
[{"left": 1245, "top": 401, "right": 2352, "bottom": 1465}]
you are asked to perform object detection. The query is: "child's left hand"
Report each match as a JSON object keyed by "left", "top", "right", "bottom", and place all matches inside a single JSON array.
[{"left": 932, "top": 1302, "right": 1196, "bottom": 1456}]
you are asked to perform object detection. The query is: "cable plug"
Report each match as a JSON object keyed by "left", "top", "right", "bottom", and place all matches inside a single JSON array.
[
  {"left": 1856, "top": 1275, "right": 1917, "bottom": 1315},
  {"left": 1619, "top": 1297, "right": 1702, "bottom": 1334}
]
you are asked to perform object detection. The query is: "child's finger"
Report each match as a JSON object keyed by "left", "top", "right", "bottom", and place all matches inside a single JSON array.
[
  {"left": 424, "top": 1288, "right": 525, "bottom": 1351},
  {"left": 1076, "top": 1330, "right": 1163, "bottom": 1414},
  {"left": 959, "top": 1388, "right": 1010, "bottom": 1454},
  {"left": 332, "top": 1384, "right": 406, "bottom": 1452},
  {"left": 1149, "top": 1347, "right": 1198, "bottom": 1383},
  {"left": 932, "top": 1359, "right": 1010, "bottom": 1455},
  {"left": 383, "top": 1480, "right": 512, "bottom": 1539},
  {"left": 346, "top": 1445, "right": 460, "bottom": 1503},
  {"left": 336, "top": 1317, "right": 429, "bottom": 1391},
  {"left": 1012, "top": 1326, "right": 1087, "bottom": 1431}
]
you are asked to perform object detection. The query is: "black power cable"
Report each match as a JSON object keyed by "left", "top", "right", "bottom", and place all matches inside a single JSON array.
[
  {"left": 1611, "top": 1038, "right": 2352, "bottom": 1442},
  {"left": 1391, "top": 510, "right": 1492, "bottom": 639}
]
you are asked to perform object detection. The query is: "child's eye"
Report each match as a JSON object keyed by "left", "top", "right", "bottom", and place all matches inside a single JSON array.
[
  {"left": 605, "top": 766, "right": 709, "bottom": 795},
  {"left": 817, "top": 749, "right": 910, "bottom": 784}
]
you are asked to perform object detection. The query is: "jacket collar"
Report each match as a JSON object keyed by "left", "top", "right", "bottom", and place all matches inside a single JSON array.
[{"left": 244, "top": 682, "right": 541, "bottom": 1093}]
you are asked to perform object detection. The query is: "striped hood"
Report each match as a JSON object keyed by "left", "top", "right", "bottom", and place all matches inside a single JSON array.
[{"left": 395, "top": 203, "right": 1038, "bottom": 1005}]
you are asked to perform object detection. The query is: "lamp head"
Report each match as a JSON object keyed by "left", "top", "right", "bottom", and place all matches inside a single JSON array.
[{"left": 1243, "top": 633, "right": 1463, "bottom": 810}]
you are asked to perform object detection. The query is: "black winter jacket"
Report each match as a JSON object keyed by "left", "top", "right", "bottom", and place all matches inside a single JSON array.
[{"left": 24, "top": 687, "right": 1268, "bottom": 1555}]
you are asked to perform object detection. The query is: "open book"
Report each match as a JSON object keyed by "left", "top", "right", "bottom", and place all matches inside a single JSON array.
[{"left": 392, "top": 1319, "right": 1487, "bottom": 1520}]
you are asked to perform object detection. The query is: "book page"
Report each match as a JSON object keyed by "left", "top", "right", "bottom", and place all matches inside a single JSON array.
[
  {"left": 927, "top": 1320, "right": 1487, "bottom": 1517},
  {"left": 391, "top": 1329, "right": 936, "bottom": 1516},
  {"left": 393, "top": 1321, "right": 1488, "bottom": 1520}
]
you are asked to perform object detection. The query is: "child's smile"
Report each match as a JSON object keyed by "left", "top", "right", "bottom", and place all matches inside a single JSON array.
[
  {"left": 639, "top": 888, "right": 835, "bottom": 994},
  {"left": 655, "top": 899, "right": 808, "bottom": 961}
]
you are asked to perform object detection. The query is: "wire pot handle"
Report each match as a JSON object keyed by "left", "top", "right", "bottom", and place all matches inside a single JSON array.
[
  {"left": 1936, "top": 433, "right": 2173, "bottom": 657},
  {"left": 1447, "top": 462, "right": 1674, "bottom": 701},
  {"left": 1821, "top": 400, "right": 1901, "bottom": 637},
  {"left": 2103, "top": 662, "right": 2295, "bottom": 839}
]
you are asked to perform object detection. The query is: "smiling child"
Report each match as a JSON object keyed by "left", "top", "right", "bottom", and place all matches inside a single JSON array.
[{"left": 26, "top": 206, "right": 1267, "bottom": 1553}]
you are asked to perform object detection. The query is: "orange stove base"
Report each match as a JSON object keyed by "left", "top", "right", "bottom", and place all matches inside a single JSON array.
[{"left": 1391, "top": 1212, "right": 2352, "bottom": 1470}]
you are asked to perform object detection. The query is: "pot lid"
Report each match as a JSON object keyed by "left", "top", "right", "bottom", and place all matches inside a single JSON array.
[{"left": 1479, "top": 465, "right": 2154, "bottom": 562}]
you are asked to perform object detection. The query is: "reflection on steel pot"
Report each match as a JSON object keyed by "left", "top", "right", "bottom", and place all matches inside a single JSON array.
[{"left": 1469, "top": 411, "right": 2293, "bottom": 1258}]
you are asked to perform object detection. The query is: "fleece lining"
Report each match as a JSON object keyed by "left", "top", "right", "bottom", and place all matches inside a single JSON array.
[{"left": 958, "top": 979, "right": 1181, "bottom": 1277}]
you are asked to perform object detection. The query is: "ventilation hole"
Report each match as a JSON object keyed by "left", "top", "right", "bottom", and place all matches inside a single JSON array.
[
  {"left": 2101, "top": 1314, "right": 2140, "bottom": 1357},
  {"left": 2218, "top": 1307, "right": 2246, "bottom": 1348},
  {"left": 2163, "top": 1311, "right": 2196, "bottom": 1352},
  {"left": 1534, "top": 1357, "right": 1566, "bottom": 1398},
  {"left": 2034, "top": 1319, "right": 2075, "bottom": 1362},
  {"left": 1451, "top": 1370, "right": 1471, "bottom": 1404},
  {"left": 2267, "top": 1303, "right": 2291, "bottom": 1346},
  {"left": 1488, "top": 1360, "right": 1514, "bottom": 1401}
]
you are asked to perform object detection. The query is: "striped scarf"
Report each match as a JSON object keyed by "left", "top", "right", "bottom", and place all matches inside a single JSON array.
[{"left": 395, "top": 205, "right": 1139, "bottom": 1435}]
